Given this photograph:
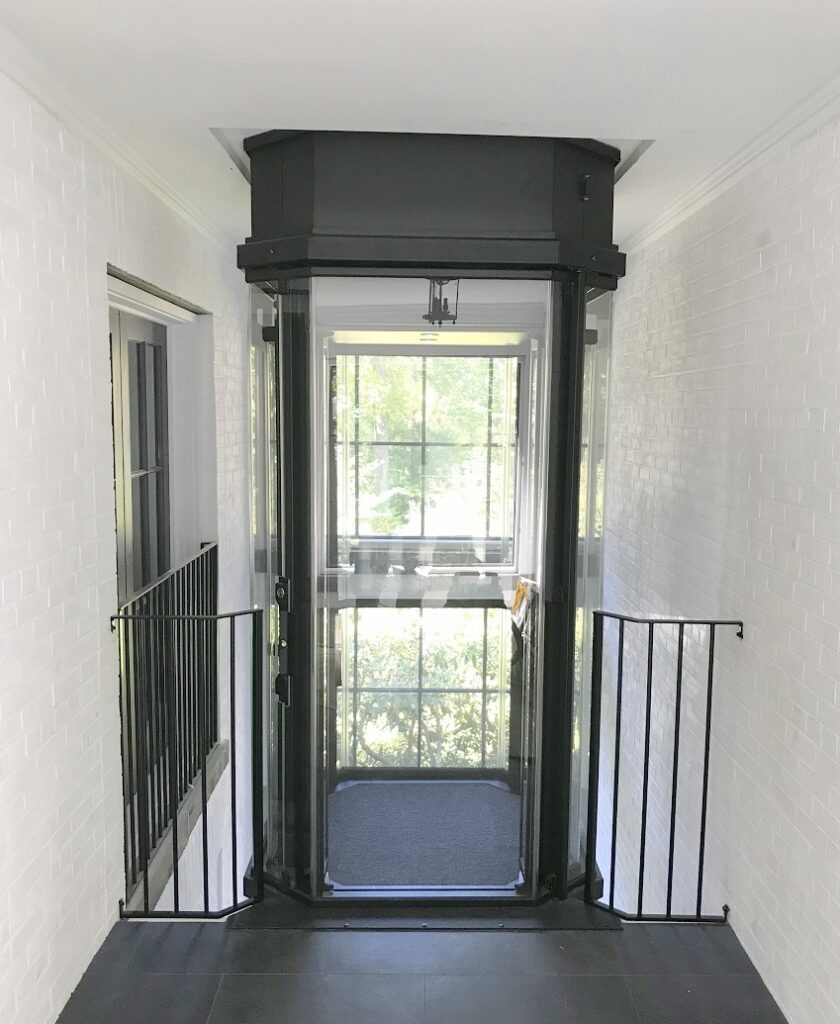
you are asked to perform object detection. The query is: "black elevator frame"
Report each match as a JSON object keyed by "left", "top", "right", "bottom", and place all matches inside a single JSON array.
[{"left": 239, "top": 130, "right": 626, "bottom": 905}]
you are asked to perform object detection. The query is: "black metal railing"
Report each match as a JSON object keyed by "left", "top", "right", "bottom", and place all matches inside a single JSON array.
[
  {"left": 584, "top": 611, "right": 743, "bottom": 923},
  {"left": 111, "top": 544, "right": 264, "bottom": 917}
]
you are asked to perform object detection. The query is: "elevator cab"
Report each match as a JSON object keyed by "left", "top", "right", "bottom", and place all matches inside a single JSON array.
[{"left": 241, "top": 130, "right": 624, "bottom": 903}]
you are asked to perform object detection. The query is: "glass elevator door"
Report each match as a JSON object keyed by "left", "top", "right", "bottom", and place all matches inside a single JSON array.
[{"left": 257, "top": 275, "right": 578, "bottom": 900}]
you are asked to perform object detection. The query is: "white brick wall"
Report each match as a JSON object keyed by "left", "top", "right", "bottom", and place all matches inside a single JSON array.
[
  {"left": 605, "top": 102, "right": 840, "bottom": 1024},
  {"left": 0, "top": 68, "right": 251, "bottom": 1024}
]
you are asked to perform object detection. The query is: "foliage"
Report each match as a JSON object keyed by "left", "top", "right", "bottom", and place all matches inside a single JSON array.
[
  {"left": 337, "top": 607, "right": 511, "bottom": 769},
  {"left": 335, "top": 355, "right": 517, "bottom": 539}
]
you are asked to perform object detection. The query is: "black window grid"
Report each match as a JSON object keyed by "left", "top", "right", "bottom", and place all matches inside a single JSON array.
[{"left": 332, "top": 354, "right": 521, "bottom": 559}]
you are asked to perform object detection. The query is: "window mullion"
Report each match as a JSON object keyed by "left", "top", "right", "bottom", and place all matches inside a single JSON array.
[
  {"left": 484, "top": 357, "right": 494, "bottom": 540},
  {"left": 420, "top": 356, "right": 427, "bottom": 538}
]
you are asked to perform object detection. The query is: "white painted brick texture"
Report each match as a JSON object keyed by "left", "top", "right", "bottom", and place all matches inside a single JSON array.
[
  {"left": 604, "top": 106, "right": 840, "bottom": 1024},
  {"left": 0, "top": 68, "right": 250, "bottom": 1024}
]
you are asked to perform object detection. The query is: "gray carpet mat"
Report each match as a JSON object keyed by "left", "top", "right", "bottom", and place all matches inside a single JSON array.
[{"left": 326, "top": 780, "right": 521, "bottom": 887}]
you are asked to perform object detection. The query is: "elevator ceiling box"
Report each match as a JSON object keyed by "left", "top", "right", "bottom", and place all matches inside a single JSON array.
[{"left": 237, "top": 131, "right": 626, "bottom": 286}]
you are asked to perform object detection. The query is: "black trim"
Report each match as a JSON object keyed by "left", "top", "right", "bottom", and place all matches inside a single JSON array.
[
  {"left": 538, "top": 274, "right": 588, "bottom": 896},
  {"left": 239, "top": 235, "right": 625, "bottom": 279},
  {"left": 244, "top": 129, "right": 620, "bottom": 165},
  {"left": 281, "top": 282, "right": 315, "bottom": 894}
]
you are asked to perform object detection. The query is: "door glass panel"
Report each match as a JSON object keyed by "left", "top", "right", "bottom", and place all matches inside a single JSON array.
[
  {"left": 424, "top": 358, "right": 489, "bottom": 443},
  {"left": 568, "top": 291, "right": 613, "bottom": 881},
  {"left": 355, "top": 692, "right": 420, "bottom": 768},
  {"left": 355, "top": 443, "right": 422, "bottom": 537},
  {"left": 421, "top": 608, "right": 485, "bottom": 690},
  {"left": 357, "top": 356, "right": 423, "bottom": 442},
  {"left": 311, "top": 277, "right": 553, "bottom": 894},
  {"left": 248, "top": 286, "right": 285, "bottom": 881}
]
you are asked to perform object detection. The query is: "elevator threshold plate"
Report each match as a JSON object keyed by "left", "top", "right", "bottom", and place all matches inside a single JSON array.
[{"left": 226, "top": 891, "right": 622, "bottom": 931}]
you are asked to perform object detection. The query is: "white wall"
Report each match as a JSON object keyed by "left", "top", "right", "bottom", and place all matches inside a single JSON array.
[
  {"left": 155, "top": 764, "right": 234, "bottom": 914},
  {"left": 604, "top": 101, "right": 840, "bottom": 1024},
  {"left": 0, "top": 67, "right": 251, "bottom": 1024}
]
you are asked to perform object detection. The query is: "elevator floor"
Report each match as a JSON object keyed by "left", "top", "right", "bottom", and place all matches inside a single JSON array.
[{"left": 326, "top": 780, "right": 521, "bottom": 888}]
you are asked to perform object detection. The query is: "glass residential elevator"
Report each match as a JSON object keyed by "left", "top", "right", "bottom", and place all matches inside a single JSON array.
[{"left": 241, "top": 130, "right": 624, "bottom": 903}]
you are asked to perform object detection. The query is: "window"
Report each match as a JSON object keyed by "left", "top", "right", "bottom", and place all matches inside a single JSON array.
[
  {"left": 336, "top": 606, "right": 512, "bottom": 770},
  {"left": 111, "top": 309, "right": 170, "bottom": 603},
  {"left": 332, "top": 353, "right": 520, "bottom": 566}
]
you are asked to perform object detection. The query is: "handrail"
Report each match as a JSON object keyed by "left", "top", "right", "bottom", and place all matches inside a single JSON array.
[
  {"left": 592, "top": 610, "right": 743, "bottom": 636},
  {"left": 112, "top": 609, "right": 257, "bottom": 622},
  {"left": 584, "top": 610, "right": 743, "bottom": 923},
  {"left": 110, "top": 543, "right": 264, "bottom": 918},
  {"left": 118, "top": 541, "right": 218, "bottom": 612},
  {"left": 112, "top": 598, "right": 264, "bottom": 918}
]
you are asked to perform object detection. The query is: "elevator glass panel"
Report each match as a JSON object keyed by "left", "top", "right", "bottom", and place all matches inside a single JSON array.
[
  {"left": 568, "top": 291, "right": 612, "bottom": 880},
  {"left": 309, "top": 278, "right": 552, "bottom": 894}
]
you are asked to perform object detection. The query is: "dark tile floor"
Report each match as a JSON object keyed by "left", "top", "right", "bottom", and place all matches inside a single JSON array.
[{"left": 57, "top": 917, "right": 788, "bottom": 1023}]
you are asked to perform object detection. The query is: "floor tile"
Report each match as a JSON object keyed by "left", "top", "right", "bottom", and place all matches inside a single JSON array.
[
  {"left": 89, "top": 921, "right": 147, "bottom": 976},
  {"left": 57, "top": 918, "right": 786, "bottom": 1024},
  {"left": 626, "top": 972, "right": 788, "bottom": 1024},
  {"left": 57, "top": 971, "right": 221, "bottom": 1024},
  {"left": 320, "top": 929, "right": 566, "bottom": 975},
  {"left": 425, "top": 974, "right": 639, "bottom": 1024},
  {"left": 207, "top": 973, "right": 424, "bottom": 1024},
  {"left": 536, "top": 926, "right": 758, "bottom": 976},
  {"left": 129, "top": 923, "right": 332, "bottom": 974}
]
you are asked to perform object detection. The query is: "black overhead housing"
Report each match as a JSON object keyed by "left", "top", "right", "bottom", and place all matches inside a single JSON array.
[{"left": 237, "top": 130, "right": 626, "bottom": 286}]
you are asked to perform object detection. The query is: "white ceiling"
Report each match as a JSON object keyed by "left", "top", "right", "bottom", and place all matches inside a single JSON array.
[{"left": 1, "top": 0, "right": 839, "bottom": 250}]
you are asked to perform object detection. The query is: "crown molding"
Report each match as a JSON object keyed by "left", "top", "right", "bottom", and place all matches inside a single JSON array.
[
  {"left": 0, "top": 21, "right": 231, "bottom": 251},
  {"left": 625, "top": 71, "right": 840, "bottom": 254}
]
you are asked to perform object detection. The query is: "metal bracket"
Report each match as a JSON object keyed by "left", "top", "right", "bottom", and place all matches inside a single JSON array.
[
  {"left": 275, "top": 577, "right": 291, "bottom": 611},
  {"left": 274, "top": 673, "right": 292, "bottom": 706}
]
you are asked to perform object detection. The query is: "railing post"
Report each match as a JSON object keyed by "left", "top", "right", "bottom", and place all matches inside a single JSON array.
[
  {"left": 197, "top": 612, "right": 210, "bottom": 914},
  {"left": 251, "top": 609, "right": 265, "bottom": 901},
  {"left": 135, "top": 614, "right": 151, "bottom": 913},
  {"left": 165, "top": 609, "right": 180, "bottom": 913},
  {"left": 608, "top": 617, "right": 624, "bottom": 910},
  {"left": 666, "top": 622, "right": 685, "bottom": 917},
  {"left": 637, "top": 621, "right": 655, "bottom": 917},
  {"left": 229, "top": 616, "right": 239, "bottom": 908},
  {"left": 584, "top": 611, "right": 604, "bottom": 902},
  {"left": 696, "top": 622, "right": 716, "bottom": 918}
]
